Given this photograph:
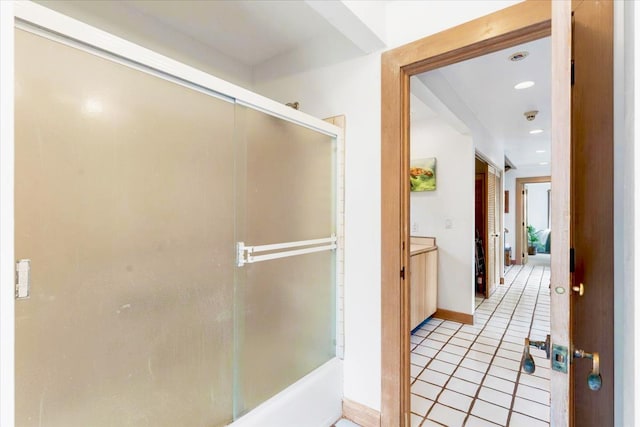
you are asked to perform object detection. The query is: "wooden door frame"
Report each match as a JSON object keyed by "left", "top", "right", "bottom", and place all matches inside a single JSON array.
[
  {"left": 515, "top": 176, "right": 552, "bottom": 265},
  {"left": 380, "top": 2, "right": 552, "bottom": 426}
]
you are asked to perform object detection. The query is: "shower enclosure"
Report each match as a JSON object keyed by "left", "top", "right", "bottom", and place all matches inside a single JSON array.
[{"left": 14, "top": 15, "right": 339, "bottom": 427}]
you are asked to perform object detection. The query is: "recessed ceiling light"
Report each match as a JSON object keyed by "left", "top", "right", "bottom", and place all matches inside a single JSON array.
[
  {"left": 514, "top": 80, "right": 535, "bottom": 90},
  {"left": 539, "top": 162, "right": 549, "bottom": 165},
  {"left": 508, "top": 51, "right": 529, "bottom": 62},
  {"left": 536, "top": 149, "right": 546, "bottom": 153},
  {"left": 529, "top": 129, "right": 544, "bottom": 134}
]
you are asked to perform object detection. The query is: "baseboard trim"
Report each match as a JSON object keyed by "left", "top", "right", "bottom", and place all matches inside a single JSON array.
[
  {"left": 433, "top": 308, "right": 474, "bottom": 325},
  {"left": 342, "top": 399, "right": 381, "bottom": 427}
]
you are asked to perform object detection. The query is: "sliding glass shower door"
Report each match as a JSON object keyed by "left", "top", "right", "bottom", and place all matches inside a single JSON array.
[
  {"left": 15, "top": 28, "right": 237, "bottom": 426},
  {"left": 15, "top": 26, "right": 337, "bottom": 427},
  {"left": 234, "top": 106, "right": 337, "bottom": 415}
]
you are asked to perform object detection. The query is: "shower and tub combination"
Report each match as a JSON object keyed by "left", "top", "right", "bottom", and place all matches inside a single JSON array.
[{"left": 11, "top": 3, "right": 343, "bottom": 426}]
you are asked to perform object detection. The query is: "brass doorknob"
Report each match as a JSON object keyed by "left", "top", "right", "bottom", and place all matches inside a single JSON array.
[
  {"left": 574, "top": 349, "right": 602, "bottom": 391},
  {"left": 572, "top": 283, "right": 585, "bottom": 296}
]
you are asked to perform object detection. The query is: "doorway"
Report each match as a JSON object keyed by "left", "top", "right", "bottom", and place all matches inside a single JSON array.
[
  {"left": 515, "top": 176, "right": 552, "bottom": 266},
  {"left": 406, "top": 35, "right": 551, "bottom": 425},
  {"left": 382, "top": 1, "right": 614, "bottom": 427}
]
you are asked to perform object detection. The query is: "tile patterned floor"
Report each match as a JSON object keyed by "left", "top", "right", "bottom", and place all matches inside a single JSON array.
[{"left": 410, "top": 262, "right": 551, "bottom": 427}]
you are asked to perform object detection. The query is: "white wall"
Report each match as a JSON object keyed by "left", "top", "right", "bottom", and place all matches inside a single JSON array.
[
  {"left": 385, "top": 1, "right": 523, "bottom": 48},
  {"left": 526, "top": 182, "right": 551, "bottom": 232},
  {"left": 0, "top": 3, "right": 15, "bottom": 426},
  {"left": 255, "top": 52, "right": 382, "bottom": 410},
  {"left": 252, "top": 0, "right": 532, "bottom": 412},
  {"left": 410, "top": 118, "right": 474, "bottom": 316},
  {"left": 615, "top": 1, "right": 638, "bottom": 426},
  {"left": 503, "top": 165, "right": 551, "bottom": 254},
  {"left": 34, "top": 0, "right": 254, "bottom": 87}
]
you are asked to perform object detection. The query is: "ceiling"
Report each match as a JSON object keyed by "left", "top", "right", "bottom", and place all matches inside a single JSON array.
[
  {"left": 412, "top": 37, "right": 551, "bottom": 169},
  {"left": 36, "top": 0, "right": 548, "bottom": 170},
  {"left": 124, "top": 1, "right": 339, "bottom": 66},
  {"left": 35, "top": 0, "right": 353, "bottom": 67}
]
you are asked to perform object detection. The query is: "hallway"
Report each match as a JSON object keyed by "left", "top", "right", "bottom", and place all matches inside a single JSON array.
[{"left": 409, "top": 262, "right": 551, "bottom": 426}]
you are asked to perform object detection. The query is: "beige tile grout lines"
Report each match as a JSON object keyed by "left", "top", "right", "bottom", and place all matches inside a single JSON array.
[{"left": 409, "top": 262, "right": 550, "bottom": 426}]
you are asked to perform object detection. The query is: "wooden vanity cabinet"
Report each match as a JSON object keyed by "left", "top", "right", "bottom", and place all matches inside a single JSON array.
[{"left": 410, "top": 237, "right": 438, "bottom": 331}]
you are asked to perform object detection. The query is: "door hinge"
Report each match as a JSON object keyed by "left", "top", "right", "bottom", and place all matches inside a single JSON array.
[
  {"left": 570, "top": 248, "right": 575, "bottom": 273},
  {"left": 400, "top": 266, "right": 405, "bottom": 280},
  {"left": 571, "top": 60, "right": 575, "bottom": 86}
]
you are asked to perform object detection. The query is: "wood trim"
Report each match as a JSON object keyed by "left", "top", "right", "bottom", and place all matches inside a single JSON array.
[
  {"left": 550, "top": 2, "right": 571, "bottom": 425},
  {"left": 410, "top": 236, "right": 436, "bottom": 246},
  {"left": 569, "top": 1, "right": 614, "bottom": 424},
  {"left": 433, "top": 309, "right": 474, "bottom": 325},
  {"left": 342, "top": 399, "right": 381, "bottom": 427},
  {"left": 381, "top": 2, "right": 552, "bottom": 426},
  {"left": 515, "top": 176, "right": 551, "bottom": 265},
  {"left": 505, "top": 190, "right": 509, "bottom": 214}
]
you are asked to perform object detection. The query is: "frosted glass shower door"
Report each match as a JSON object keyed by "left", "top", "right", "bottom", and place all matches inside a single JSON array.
[
  {"left": 15, "top": 29, "right": 236, "bottom": 427},
  {"left": 234, "top": 105, "right": 337, "bottom": 416}
]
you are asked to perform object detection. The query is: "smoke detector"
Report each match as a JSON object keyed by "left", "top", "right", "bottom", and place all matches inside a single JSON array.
[{"left": 524, "top": 110, "right": 539, "bottom": 121}]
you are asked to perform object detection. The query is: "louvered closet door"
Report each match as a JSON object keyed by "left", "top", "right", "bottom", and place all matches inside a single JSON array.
[
  {"left": 493, "top": 172, "right": 502, "bottom": 285},
  {"left": 486, "top": 167, "right": 497, "bottom": 296}
]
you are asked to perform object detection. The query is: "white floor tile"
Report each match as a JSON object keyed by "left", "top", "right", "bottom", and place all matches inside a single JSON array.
[
  {"left": 517, "top": 373, "right": 549, "bottom": 391},
  {"left": 515, "top": 384, "right": 550, "bottom": 405},
  {"left": 449, "top": 337, "right": 473, "bottom": 348},
  {"left": 512, "top": 397, "right": 549, "bottom": 422},
  {"left": 491, "top": 356, "right": 521, "bottom": 371},
  {"left": 471, "top": 399, "right": 509, "bottom": 426},
  {"left": 445, "top": 377, "right": 480, "bottom": 397},
  {"left": 428, "top": 403, "right": 467, "bottom": 427},
  {"left": 483, "top": 375, "right": 515, "bottom": 394},
  {"left": 488, "top": 365, "right": 518, "bottom": 382},
  {"left": 460, "top": 357, "right": 489, "bottom": 373},
  {"left": 422, "top": 339, "right": 445, "bottom": 350},
  {"left": 465, "top": 415, "right": 501, "bottom": 427},
  {"left": 411, "top": 393, "right": 435, "bottom": 416},
  {"left": 411, "top": 364, "right": 424, "bottom": 379},
  {"left": 455, "top": 331, "right": 477, "bottom": 341},
  {"left": 471, "top": 342, "right": 497, "bottom": 355},
  {"left": 412, "top": 379, "right": 442, "bottom": 400},
  {"left": 418, "top": 368, "right": 450, "bottom": 387},
  {"left": 412, "top": 335, "right": 426, "bottom": 344},
  {"left": 436, "top": 351, "right": 463, "bottom": 365},
  {"left": 508, "top": 412, "right": 550, "bottom": 427},
  {"left": 496, "top": 348, "right": 521, "bottom": 361},
  {"left": 435, "top": 327, "right": 457, "bottom": 337},
  {"left": 442, "top": 343, "right": 468, "bottom": 356},
  {"left": 409, "top": 263, "right": 551, "bottom": 426},
  {"left": 475, "top": 336, "right": 501, "bottom": 347},
  {"left": 430, "top": 332, "right": 452, "bottom": 342},
  {"left": 466, "top": 350, "right": 493, "bottom": 363},
  {"left": 429, "top": 359, "right": 457, "bottom": 376},
  {"left": 410, "top": 412, "right": 424, "bottom": 427},
  {"left": 453, "top": 366, "right": 485, "bottom": 384},
  {"left": 437, "top": 389, "right": 473, "bottom": 412},
  {"left": 414, "top": 345, "right": 438, "bottom": 358},
  {"left": 411, "top": 353, "right": 430, "bottom": 367},
  {"left": 478, "top": 386, "right": 513, "bottom": 408}
]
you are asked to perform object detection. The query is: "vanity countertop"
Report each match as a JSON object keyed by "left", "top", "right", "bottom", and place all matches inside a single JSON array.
[{"left": 410, "top": 244, "right": 437, "bottom": 256}]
